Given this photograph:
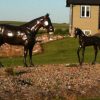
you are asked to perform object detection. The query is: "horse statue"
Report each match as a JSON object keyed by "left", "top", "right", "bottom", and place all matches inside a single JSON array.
[
  {"left": 74, "top": 27, "right": 100, "bottom": 65},
  {"left": 0, "top": 14, "right": 54, "bottom": 67}
]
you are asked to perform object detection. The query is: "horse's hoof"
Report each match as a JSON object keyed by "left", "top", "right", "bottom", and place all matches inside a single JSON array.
[
  {"left": 0, "top": 64, "right": 4, "bottom": 67},
  {"left": 29, "top": 64, "right": 35, "bottom": 67},
  {"left": 24, "top": 64, "right": 28, "bottom": 67},
  {"left": 0, "top": 66, "right": 4, "bottom": 68},
  {"left": 91, "top": 62, "right": 95, "bottom": 65},
  {"left": 79, "top": 62, "right": 83, "bottom": 66}
]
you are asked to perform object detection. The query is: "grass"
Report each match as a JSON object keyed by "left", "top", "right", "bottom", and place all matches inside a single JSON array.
[
  {"left": 0, "top": 21, "right": 69, "bottom": 29},
  {"left": 53, "top": 23, "right": 69, "bottom": 29},
  {"left": 32, "top": 37, "right": 100, "bottom": 65},
  {"left": 33, "top": 37, "right": 78, "bottom": 64},
  {"left": 1, "top": 37, "right": 100, "bottom": 66},
  {"left": 0, "top": 21, "right": 25, "bottom": 25},
  {"left": 0, "top": 37, "right": 78, "bottom": 66},
  {"left": 78, "top": 97, "right": 100, "bottom": 100}
]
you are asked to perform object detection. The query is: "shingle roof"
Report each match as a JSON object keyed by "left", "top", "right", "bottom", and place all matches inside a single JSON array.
[{"left": 66, "top": 0, "right": 100, "bottom": 7}]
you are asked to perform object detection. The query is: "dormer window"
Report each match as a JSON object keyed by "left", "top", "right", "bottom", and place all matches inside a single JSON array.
[{"left": 81, "top": 5, "right": 90, "bottom": 18}]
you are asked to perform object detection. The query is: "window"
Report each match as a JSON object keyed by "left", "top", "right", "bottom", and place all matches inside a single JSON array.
[
  {"left": 83, "top": 30, "right": 91, "bottom": 36},
  {"left": 81, "top": 5, "right": 90, "bottom": 18}
]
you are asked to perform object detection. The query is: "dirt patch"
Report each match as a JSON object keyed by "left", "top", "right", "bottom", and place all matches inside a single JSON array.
[{"left": 0, "top": 64, "right": 100, "bottom": 100}]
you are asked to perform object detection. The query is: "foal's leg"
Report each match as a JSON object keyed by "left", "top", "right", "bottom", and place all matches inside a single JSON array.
[
  {"left": 81, "top": 47, "right": 85, "bottom": 65},
  {"left": 24, "top": 47, "right": 28, "bottom": 67},
  {"left": 92, "top": 45, "right": 98, "bottom": 65},
  {"left": 0, "top": 62, "right": 3, "bottom": 67},
  {"left": 29, "top": 46, "right": 34, "bottom": 67},
  {"left": 77, "top": 46, "right": 82, "bottom": 65}
]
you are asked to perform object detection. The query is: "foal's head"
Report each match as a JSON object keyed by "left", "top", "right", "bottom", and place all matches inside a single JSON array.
[{"left": 74, "top": 28, "right": 85, "bottom": 38}]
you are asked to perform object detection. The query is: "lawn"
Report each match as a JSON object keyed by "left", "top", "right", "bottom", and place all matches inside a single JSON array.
[
  {"left": 0, "top": 21, "right": 69, "bottom": 29},
  {"left": 1, "top": 37, "right": 100, "bottom": 67}
]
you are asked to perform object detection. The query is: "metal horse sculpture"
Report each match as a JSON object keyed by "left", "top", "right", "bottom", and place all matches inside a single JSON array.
[
  {"left": 74, "top": 28, "right": 100, "bottom": 65},
  {"left": 0, "top": 14, "right": 54, "bottom": 67}
]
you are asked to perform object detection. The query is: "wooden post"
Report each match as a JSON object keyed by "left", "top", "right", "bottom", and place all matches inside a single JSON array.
[
  {"left": 69, "top": 4, "right": 73, "bottom": 37},
  {"left": 98, "top": 5, "right": 100, "bottom": 29}
]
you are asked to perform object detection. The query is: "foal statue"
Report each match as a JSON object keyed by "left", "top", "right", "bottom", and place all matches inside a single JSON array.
[{"left": 74, "top": 28, "right": 100, "bottom": 65}]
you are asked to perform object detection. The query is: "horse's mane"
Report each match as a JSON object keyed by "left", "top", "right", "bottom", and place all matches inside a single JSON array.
[
  {"left": 77, "top": 28, "right": 86, "bottom": 36},
  {"left": 20, "top": 16, "right": 43, "bottom": 27},
  {"left": 77, "top": 28, "right": 83, "bottom": 33}
]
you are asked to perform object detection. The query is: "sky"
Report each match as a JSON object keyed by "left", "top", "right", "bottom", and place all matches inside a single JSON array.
[{"left": 0, "top": 0, "right": 70, "bottom": 23}]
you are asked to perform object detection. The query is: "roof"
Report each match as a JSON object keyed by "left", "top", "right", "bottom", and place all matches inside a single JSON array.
[{"left": 66, "top": 0, "right": 100, "bottom": 7}]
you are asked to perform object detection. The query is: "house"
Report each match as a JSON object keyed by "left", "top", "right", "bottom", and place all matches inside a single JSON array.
[{"left": 66, "top": 0, "right": 100, "bottom": 36}]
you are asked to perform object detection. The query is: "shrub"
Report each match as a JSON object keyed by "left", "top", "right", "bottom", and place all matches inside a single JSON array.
[
  {"left": 54, "top": 29, "right": 69, "bottom": 35},
  {"left": 5, "top": 67, "right": 14, "bottom": 76},
  {"left": 37, "top": 30, "right": 46, "bottom": 35}
]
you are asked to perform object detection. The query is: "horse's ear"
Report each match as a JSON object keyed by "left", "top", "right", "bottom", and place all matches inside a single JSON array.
[
  {"left": 74, "top": 27, "right": 76, "bottom": 29},
  {"left": 74, "top": 27, "right": 77, "bottom": 30},
  {"left": 45, "top": 13, "right": 49, "bottom": 18},
  {"left": 76, "top": 27, "right": 79, "bottom": 30}
]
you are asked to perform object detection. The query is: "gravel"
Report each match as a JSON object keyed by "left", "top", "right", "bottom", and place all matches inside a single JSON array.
[{"left": 0, "top": 64, "right": 100, "bottom": 100}]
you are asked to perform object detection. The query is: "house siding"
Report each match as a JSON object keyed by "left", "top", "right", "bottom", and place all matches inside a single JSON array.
[{"left": 71, "top": 5, "right": 99, "bottom": 35}]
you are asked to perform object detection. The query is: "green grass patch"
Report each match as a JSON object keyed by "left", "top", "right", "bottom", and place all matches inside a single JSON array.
[
  {"left": 0, "top": 21, "right": 69, "bottom": 29},
  {"left": 0, "top": 21, "right": 25, "bottom": 25},
  {"left": 78, "top": 97, "right": 100, "bottom": 100},
  {"left": 1, "top": 37, "right": 100, "bottom": 67},
  {"left": 33, "top": 37, "right": 78, "bottom": 64},
  {"left": 53, "top": 23, "right": 69, "bottom": 29}
]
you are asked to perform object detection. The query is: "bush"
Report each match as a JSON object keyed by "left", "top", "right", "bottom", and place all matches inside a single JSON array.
[
  {"left": 54, "top": 29, "right": 69, "bottom": 35},
  {"left": 5, "top": 67, "right": 14, "bottom": 76},
  {"left": 37, "top": 30, "right": 47, "bottom": 35}
]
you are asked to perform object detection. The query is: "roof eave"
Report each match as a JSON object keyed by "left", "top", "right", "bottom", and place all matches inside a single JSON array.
[
  {"left": 66, "top": 0, "right": 100, "bottom": 7},
  {"left": 66, "top": 3, "right": 100, "bottom": 7},
  {"left": 66, "top": 0, "right": 70, "bottom": 7}
]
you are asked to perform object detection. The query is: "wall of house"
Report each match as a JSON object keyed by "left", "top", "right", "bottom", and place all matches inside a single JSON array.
[{"left": 72, "top": 5, "right": 99, "bottom": 35}]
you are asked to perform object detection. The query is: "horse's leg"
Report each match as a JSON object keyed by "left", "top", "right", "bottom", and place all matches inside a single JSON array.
[
  {"left": 0, "top": 43, "right": 4, "bottom": 67},
  {"left": 0, "top": 59, "right": 4, "bottom": 67},
  {"left": 29, "top": 46, "right": 34, "bottom": 67},
  {"left": 92, "top": 45, "right": 98, "bottom": 65},
  {"left": 81, "top": 47, "right": 85, "bottom": 65},
  {"left": 77, "top": 46, "right": 82, "bottom": 65},
  {"left": 24, "top": 46, "right": 28, "bottom": 67}
]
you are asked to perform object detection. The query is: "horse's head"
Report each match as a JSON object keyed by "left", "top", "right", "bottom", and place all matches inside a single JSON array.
[
  {"left": 74, "top": 28, "right": 78, "bottom": 38},
  {"left": 74, "top": 27, "right": 84, "bottom": 38},
  {"left": 41, "top": 14, "right": 54, "bottom": 33},
  {"left": 20, "top": 14, "right": 54, "bottom": 35}
]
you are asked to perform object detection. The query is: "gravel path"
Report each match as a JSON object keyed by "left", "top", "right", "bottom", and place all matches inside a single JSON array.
[{"left": 0, "top": 64, "right": 100, "bottom": 100}]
